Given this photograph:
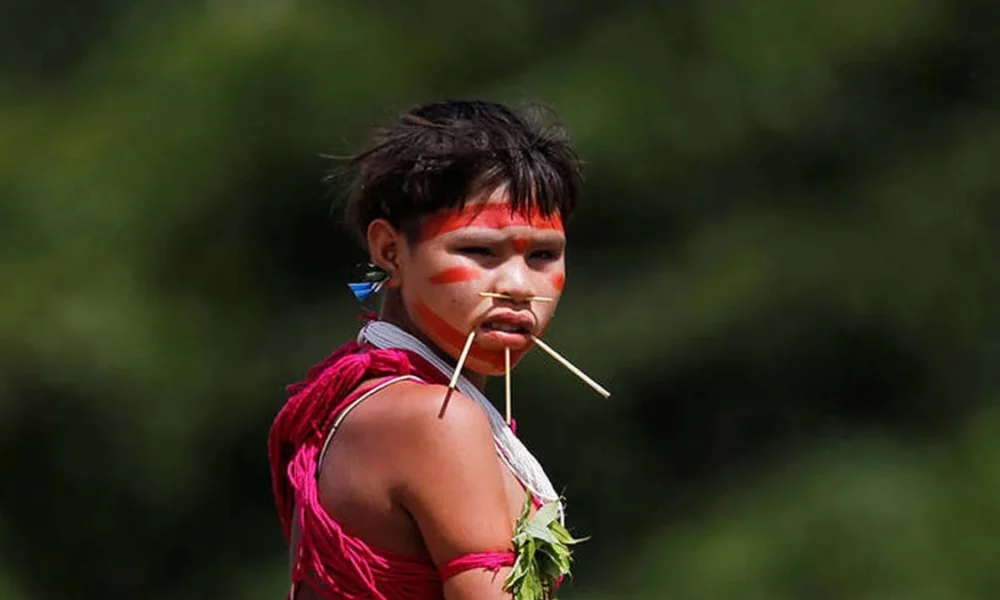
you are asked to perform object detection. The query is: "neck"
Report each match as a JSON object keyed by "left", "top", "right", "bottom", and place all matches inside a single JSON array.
[{"left": 379, "top": 291, "right": 488, "bottom": 390}]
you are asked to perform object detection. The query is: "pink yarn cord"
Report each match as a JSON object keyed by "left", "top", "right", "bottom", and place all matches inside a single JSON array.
[
  {"left": 270, "top": 342, "right": 454, "bottom": 599},
  {"left": 439, "top": 552, "right": 516, "bottom": 581}
]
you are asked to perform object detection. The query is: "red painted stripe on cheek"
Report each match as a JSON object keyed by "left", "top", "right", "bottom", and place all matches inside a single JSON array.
[
  {"left": 551, "top": 273, "right": 566, "bottom": 291},
  {"left": 413, "top": 300, "right": 463, "bottom": 350},
  {"left": 428, "top": 266, "right": 480, "bottom": 285},
  {"left": 413, "top": 300, "right": 528, "bottom": 371},
  {"left": 412, "top": 300, "right": 499, "bottom": 365}
]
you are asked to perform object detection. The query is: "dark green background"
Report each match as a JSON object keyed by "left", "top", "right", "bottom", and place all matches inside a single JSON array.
[{"left": 2, "top": 1, "right": 998, "bottom": 598}]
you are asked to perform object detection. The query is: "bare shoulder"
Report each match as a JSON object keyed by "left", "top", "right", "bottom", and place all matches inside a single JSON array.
[
  {"left": 386, "top": 382, "right": 493, "bottom": 441},
  {"left": 331, "top": 379, "right": 512, "bottom": 594},
  {"left": 336, "top": 380, "right": 495, "bottom": 465},
  {"left": 355, "top": 381, "right": 496, "bottom": 467},
  {"left": 376, "top": 383, "right": 512, "bottom": 561}
]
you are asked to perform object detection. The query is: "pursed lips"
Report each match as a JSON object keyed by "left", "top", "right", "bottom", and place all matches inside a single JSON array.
[
  {"left": 479, "top": 311, "right": 535, "bottom": 334},
  {"left": 412, "top": 300, "right": 533, "bottom": 368}
]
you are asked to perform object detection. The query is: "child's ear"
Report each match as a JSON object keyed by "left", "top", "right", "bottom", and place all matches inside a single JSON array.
[{"left": 366, "top": 219, "right": 404, "bottom": 288}]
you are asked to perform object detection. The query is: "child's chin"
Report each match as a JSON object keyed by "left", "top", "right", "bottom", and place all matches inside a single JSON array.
[
  {"left": 470, "top": 365, "right": 506, "bottom": 377},
  {"left": 463, "top": 356, "right": 510, "bottom": 377}
]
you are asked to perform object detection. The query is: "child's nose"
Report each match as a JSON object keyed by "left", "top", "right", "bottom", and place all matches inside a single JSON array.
[{"left": 495, "top": 261, "right": 533, "bottom": 302}]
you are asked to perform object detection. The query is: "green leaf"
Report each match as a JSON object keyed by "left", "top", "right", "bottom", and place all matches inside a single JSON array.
[
  {"left": 529, "top": 501, "right": 561, "bottom": 528},
  {"left": 526, "top": 520, "right": 560, "bottom": 545},
  {"left": 503, "top": 493, "right": 587, "bottom": 600}
]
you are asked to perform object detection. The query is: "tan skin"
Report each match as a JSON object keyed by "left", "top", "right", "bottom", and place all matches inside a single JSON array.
[{"left": 293, "top": 188, "right": 567, "bottom": 599}]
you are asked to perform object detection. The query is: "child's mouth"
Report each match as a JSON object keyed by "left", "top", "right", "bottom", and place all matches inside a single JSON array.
[
  {"left": 481, "top": 322, "right": 529, "bottom": 334},
  {"left": 479, "top": 321, "right": 533, "bottom": 348}
]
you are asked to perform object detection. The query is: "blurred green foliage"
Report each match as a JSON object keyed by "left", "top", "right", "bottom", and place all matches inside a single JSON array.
[{"left": 1, "top": 1, "right": 998, "bottom": 598}]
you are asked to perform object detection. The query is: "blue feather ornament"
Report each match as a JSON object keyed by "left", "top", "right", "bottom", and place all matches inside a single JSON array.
[{"left": 347, "top": 263, "right": 389, "bottom": 303}]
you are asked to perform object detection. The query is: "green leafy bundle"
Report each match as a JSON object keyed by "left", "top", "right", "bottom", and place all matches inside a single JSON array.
[{"left": 503, "top": 493, "right": 588, "bottom": 600}]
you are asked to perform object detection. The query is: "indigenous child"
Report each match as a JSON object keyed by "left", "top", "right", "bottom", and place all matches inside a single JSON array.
[{"left": 269, "top": 100, "right": 585, "bottom": 600}]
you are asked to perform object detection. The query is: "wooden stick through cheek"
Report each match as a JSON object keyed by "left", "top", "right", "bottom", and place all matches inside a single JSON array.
[
  {"left": 505, "top": 346, "right": 512, "bottom": 425},
  {"left": 530, "top": 335, "right": 611, "bottom": 398},
  {"left": 448, "top": 330, "right": 477, "bottom": 390}
]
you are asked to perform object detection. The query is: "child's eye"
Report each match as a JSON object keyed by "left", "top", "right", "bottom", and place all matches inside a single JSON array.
[
  {"left": 530, "top": 249, "right": 559, "bottom": 261},
  {"left": 459, "top": 246, "right": 493, "bottom": 257}
]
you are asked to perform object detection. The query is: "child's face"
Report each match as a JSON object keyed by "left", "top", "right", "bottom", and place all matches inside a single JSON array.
[{"left": 399, "top": 188, "right": 567, "bottom": 375}]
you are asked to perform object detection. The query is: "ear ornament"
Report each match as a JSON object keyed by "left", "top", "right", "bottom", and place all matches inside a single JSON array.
[{"left": 347, "top": 263, "right": 390, "bottom": 303}]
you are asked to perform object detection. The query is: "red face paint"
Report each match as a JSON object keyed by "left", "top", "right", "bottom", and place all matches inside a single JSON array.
[
  {"left": 420, "top": 204, "right": 563, "bottom": 242},
  {"left": 428, "top": 266, "right": 480, "bottom": 285},
  {"left": 551, "top": 273, "right": 566, "bottom": 291},
  {"left": 511, "top": 237, "right": 528, "bottom": 254},
  {"left": 412, "top": 299, "right": 528, "bottom": 370}
]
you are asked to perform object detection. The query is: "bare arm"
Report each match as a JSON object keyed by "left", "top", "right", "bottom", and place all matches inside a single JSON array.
[{"left": 388, "top": 385, "right": 514, "bottom": 600}]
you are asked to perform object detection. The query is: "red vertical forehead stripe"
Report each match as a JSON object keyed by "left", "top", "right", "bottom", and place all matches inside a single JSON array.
[{"left": 419, "top": 204, "right": 564, "bottom": 241}]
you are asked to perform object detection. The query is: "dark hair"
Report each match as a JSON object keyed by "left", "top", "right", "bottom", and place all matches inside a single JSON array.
[{"left": 336, "top": 100, "right": 583, "bottom": 247}]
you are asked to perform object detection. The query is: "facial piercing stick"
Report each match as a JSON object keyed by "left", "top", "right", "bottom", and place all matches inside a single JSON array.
[
  {"left": 479, "top": 291, "right": 507, "bottom": 300},
  {"left": 448, "top": 330, "right": 477, "bottom": 390},
  {"left": 505, "top": 346, "right": 512, "bottom": 425},
  {"left": 479, "top": 291, "right": 555, "bottom": 303},
  {"left": 529, "top": 335, "right": 612, "bottom": 398}
]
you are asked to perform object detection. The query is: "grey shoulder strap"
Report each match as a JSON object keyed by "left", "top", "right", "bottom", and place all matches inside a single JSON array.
[{"left": 316, "top": 374, "right": 424, "bottom": 475}]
